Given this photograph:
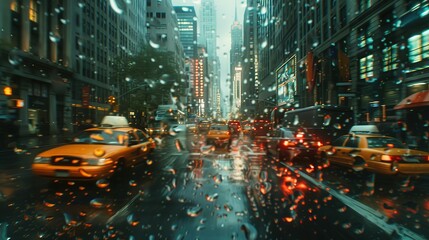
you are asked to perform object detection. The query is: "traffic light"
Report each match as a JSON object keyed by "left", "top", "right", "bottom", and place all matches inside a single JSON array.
[{"left": 108, "top": 95, "right": 116, "bottom": 105}]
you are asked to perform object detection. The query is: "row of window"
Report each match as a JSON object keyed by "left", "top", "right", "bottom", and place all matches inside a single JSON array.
[{"left": 359, "top": 28, "right": 429, "bottom": 80}]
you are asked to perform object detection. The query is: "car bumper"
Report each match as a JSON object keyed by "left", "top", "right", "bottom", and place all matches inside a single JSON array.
[{"left": 32, "top": 163, "right": 115, "bottom": 180}]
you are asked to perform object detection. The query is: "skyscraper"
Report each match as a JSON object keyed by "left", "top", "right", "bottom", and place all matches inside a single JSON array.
[
  {"left": 230, "top": 0, "right": 243, "bottom": 117},
  {"left": 173, "top": 6, "right": 198, "bottom": 59},
  {"left": 199, "top": 0, "right": 220, "bottom": 118},
  {"left": 174, "top": 6, "right": 198, "bottom": 114}
]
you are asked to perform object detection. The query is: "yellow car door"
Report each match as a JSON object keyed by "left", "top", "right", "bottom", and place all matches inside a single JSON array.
[{"left": 334, "top": 135, "right": 361, "bottom": 167}]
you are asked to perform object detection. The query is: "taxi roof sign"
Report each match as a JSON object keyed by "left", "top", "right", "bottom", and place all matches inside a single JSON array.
[
  {"left": 100, "top": 116, "right": 129, "bottom": 127},
  {"left": 349, "top": 125, "right": 380, "bottom": 134}
]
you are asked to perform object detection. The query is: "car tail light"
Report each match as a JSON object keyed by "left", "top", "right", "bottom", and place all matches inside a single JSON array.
[
  {"left": 381, "top": 155, "right": 402, "bottom": 162},
  {"left": 282, "top": 140, "right": 295, "bottom": 147},
  {"left": 316, "top": 141, "right": 323, "bottom": 147},
  {"left": 296, "top": 133, "right": 304, "bottom": 139}
]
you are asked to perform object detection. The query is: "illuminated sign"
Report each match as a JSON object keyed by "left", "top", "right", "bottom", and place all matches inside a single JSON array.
[{"left": 276, "top": 55, "right": 296, "bottom": 106}]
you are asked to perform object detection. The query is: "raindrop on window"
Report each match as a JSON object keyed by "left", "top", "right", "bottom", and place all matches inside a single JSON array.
[
  {"left": 149, "top": 40, "right": 160, "bottom": 49},
  {"left": 109, "top": 0, "right": 124, "bottom": 14},
  {"left": 49, "top": 32, "right": 61, "bottom": 43}
]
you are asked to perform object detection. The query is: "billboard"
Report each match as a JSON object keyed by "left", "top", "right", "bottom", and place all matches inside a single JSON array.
[{"left": 276, "top": 55, "right": 296, "bottom": 106}]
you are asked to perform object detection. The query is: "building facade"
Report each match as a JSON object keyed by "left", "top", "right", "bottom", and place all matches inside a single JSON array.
[
  {"left": 0, "top": 0, "right": 148, "bottom": 141},
  {"left": 254, "top": 0, "right": 429, "bottom": 129},
  {"left": 174, "top": 6, "right": 198, "bottom": 116},
  {"left": 230, "top": 2, "right": 243, "bottom": 118},
  {"left": 199, "top": 0, "right": 220, "bottom": 119}
]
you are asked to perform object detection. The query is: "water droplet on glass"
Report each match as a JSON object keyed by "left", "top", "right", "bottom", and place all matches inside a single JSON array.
[
  {"left": 109, "top": 0, "right": 124, "bottom": 14},
  {"left": 90, "top": 198, "right": 109, "bottom": 208},
  {"left": 127, "top": 214, "right": 139, "bottom": 227},
  {"left": 8, "top": 48, "right": 22, "bottom": 66},
  {"left": 213, "top": 174, "right": 223, "bottom": 184},
  {"left": 175, "top": 139, "right": 183, "bottom": 151},
  {"left": 186, "top": 206, "right": 202, "bottom": 217},
  {"left": 224, "top": 203, "right": 233, "bottom": 212},
  {"left": 149, "top": 40, "right": 160, "bottom": 49},
  {"left": 63, "top": 213, "right": 78, "bottom": 227},
  {"left": 205, "top": 193, "right": 219, "bottom": 202},
  {"left": 164, "top": 167, "right": 176, "bottom": 175},
  {"left": 260, "top": 182, "right": 272, "bottom": 195},
  {"left": 49, "top": 32, "right": 61, "bottom": 43},
  {"left": 241, "top": 223, "right": 257, "bottom": 240},
  {"left": 129, "top": 180, "right": 137, "bottom": 187}
]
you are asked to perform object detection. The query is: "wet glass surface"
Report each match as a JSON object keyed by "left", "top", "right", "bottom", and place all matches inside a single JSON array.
[{"left": 1, "top": 0, "right": 429, "bottom": 239}]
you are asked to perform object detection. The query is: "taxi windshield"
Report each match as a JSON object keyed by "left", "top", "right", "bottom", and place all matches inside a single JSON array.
[{"left": 72, "top": 129, "right": 127, "bottom": 145}]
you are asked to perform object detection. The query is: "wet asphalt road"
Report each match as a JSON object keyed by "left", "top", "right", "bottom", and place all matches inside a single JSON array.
[{"left": 0, "top": 129, "right": 428, "bottom": 239}]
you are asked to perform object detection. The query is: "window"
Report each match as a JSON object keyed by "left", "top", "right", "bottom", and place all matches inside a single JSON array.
[
  {"left": 359, "top": 0, "right": 373, "bottom": 12},
  {"left": 423, "top": 30, "right": 429, "bottom": 59},
  {"left": 382, "top": 44, "right": 398, "bottom": 72},
  {"left": 344, "top": 136, "right": 360, "bottom": 148},
  {"left": 10, "top": 0, "right": 19, "bottom": 12},
  {"left": 360, "top": 55, "right": 374, "bottom": 80},
  {"left": 332, "top": 136, "right": 347, "bottom": 146},
  {"left": 29, "top": 0, "right": 38, "bottom": 22},
  {"left": 358, "top": 26, "right": 372, "bottom": 49},
  {"left": 409, "top": 34, "right": 422, "bottom": 63}
]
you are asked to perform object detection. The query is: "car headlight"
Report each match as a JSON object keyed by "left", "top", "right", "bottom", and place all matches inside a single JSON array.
[
  {"left": 85, "top": 158, "right": 113, "bottom": 166},
  {"left": 34, "top": 156, "right": 51, "bottom": 164}
]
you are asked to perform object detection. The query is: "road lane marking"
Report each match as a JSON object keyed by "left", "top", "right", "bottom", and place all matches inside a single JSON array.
[{"left": 280, "top": 162, "right": 426, "bottom": 240}]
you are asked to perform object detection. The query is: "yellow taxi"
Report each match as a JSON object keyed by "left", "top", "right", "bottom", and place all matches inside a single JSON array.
[
  {"left": 32, "top": 116, "right": 156, "bottom": 181},
  {"left": 318, "top": 125, "right": 429, "bottom": 175},
  {"left": 206, "top": 124, "right": 231, "bottom": 148}
]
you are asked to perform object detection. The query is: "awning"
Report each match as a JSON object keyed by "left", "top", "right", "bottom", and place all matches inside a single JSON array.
[{"left": 394, "top": 90, "right": 429, "bottom": 110}]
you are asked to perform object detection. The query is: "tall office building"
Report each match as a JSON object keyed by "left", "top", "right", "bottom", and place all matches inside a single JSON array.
[
  {"left": 174, "top": 6, "right": 198, "bottom": 113},
  {"left": 146, "top": 0, "right": 185, "bottom": 105},
  {"left": 173, "top": 6, "right": 197, "bottom": 59},
  {"left": 242, "top": 0, "right": 261, "bottom": 118},
  {"left": 230, "top": 1, "right": 243, "bottom": 117},
  {"left": 199, "top": 0, "right": 219, "bottom": 118}
]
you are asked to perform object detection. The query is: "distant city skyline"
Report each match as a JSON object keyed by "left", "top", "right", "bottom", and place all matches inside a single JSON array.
[{"left": 172, "top": 0, "right": 246, "bottom": 91}]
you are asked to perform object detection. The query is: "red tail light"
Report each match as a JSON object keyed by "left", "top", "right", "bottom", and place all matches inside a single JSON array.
[
  {"left": 296, "top": 133, "right": 304, "bottom": 139},
  {"left": 282, "top": 140, "right": 295, "bottom": 147},
  {"left": 381, "top": 155, "right": 402, "bottom": 162},
  {"left": 316, "top": 141, "right": 323, "bottom": 147}
]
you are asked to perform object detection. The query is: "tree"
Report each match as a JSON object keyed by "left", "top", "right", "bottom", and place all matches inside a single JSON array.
[{"left": 124, "top": 45, "right": 184, "bottom": 111}]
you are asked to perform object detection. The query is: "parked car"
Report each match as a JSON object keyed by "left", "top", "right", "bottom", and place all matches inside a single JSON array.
[
  {"left": 265, "top": 127, "right": 323, "bottom": 162},
  {"left": 32, "top": 116, "right": 156, "bottom": 181},
  {"left": 206, "top": 124, "right": 231, "bottom": 149},
  {"left": 318, "top": 125, "right": 429, "bottom": 175}
]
